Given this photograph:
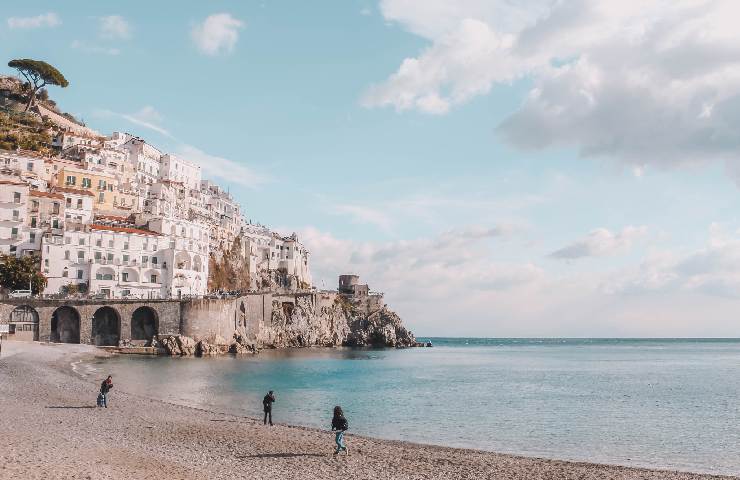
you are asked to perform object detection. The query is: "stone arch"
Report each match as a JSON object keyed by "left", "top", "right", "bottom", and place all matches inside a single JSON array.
[
  {"left": 51, "top": 306, "right": 80, "bottom": 344},
  {"left": 121, "top": 267, "right": 139, "bottom": 283},
  {"left": 10, "top": 305, "right": 39, "bottom": 341},
  {"left": 92, "top": 306, "right": 120, "bottom": 346},
  {"left": 131, "top": 306, "right": 158, "bottom": 340}
]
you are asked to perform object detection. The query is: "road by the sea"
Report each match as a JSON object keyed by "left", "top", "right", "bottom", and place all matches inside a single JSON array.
[{"left": 91, "top": 338, "right": 740, "bottom": 476}]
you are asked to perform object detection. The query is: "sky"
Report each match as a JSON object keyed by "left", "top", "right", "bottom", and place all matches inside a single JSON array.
[{"left": 4, "top": 1, "right": 740, "bottom": 337}]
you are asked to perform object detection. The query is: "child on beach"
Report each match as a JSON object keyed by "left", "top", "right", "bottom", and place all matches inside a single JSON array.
[{"left": 331, "top": 405, "right": 349, "bottom": 455}]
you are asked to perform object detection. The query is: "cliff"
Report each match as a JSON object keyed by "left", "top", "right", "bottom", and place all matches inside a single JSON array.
[
  {"left": 161, "top": 291, "right": 417, "bottom": 356},
  {"left": 257, "top": 294, "right": 416, "bottom": 348}
]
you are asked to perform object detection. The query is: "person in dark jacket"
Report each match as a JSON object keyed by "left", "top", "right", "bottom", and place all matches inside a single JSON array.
[
  {"left": 331, "top": 405, "right": 349, "bottom": 455},
  {"left": 263, "top": 391, "right": 276, "bottom": 426},
  {"left": 99, "top": 376, "right": 113, "bottom": 408}
]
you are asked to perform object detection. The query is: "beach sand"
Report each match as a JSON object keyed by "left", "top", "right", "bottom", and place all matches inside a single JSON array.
[{"left": 0, "top": 342, "right": 735, "bottom": 480}]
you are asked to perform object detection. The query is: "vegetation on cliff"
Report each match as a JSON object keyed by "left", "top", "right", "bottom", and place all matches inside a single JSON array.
[{"left": 7, "top": 59, "right": 68, "bottom": 111}]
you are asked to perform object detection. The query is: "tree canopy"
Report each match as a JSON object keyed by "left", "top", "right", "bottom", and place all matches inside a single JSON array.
[
  {"left": 7, "top": 59, "right": 68, "bottom": 111},
  {"left": 0, "top": 254, "right": 47, "bottom": 294}
]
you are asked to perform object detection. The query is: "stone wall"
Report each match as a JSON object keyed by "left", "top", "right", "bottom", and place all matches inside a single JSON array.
[{"left": 0, "top": 299, "right": 180, "bottom": 344}]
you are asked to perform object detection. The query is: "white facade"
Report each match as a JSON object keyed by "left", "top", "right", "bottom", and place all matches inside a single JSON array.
[
  {"left": 41, "top": 225, "right": 166, "bottom": 298},
  {"left": 146, "top": 217, "right": 209, "bottom": 296},
  {"left": 0, "top": 179, "right": 29, "bottom": 256},
  {"left": 160, "top": 154, "right": 202, "bottom": 191}
]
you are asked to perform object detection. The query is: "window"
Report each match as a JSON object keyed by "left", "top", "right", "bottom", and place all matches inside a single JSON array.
[
  {"left": 152, "top": 244, "right": 157, "bottom": 251},
  {"left": 82, "top": 178, "right": 91, "bottom": 188},
  {"left": 98, "top": 192, "right": 104, "bottom": 203},
  {"left": 150, "top": 274, "right": 158, "bottom": 283},
  {"left": 79, "top": 238, "right": 85, "bottom": 245},
  {"left": 76, "top": 199, "right": 82, "bottom": 209},
  {"left": 77, "top": 251, "right": 85, "bottom": 261},
  {"left": 62, "top": 269, "right": 68, "bottom": 278},
  {"left": 95, "top": 251, "right": 102, "bottom": 260},
  {"left": 108, "top": 239, "right": 113, "bottom": 248},
  {"left": 77, "top": 269, "right": 83, "bottom": 279},
  {"left": 152, "top": 257, "right": 158, "bottom": 265},
  {"left": 26, "top": 162, "right": 33, "bottom": 172},
  {"left": 66, "top": 175, "right": 76, "bottom": 186},
  {"left": 142, "top": 256, "right": 149, "bottom": 264},
  {"left": 64, "top": 250, "right": 70, "bottom": 260},
  {"left": 122, "top": 272, "right": 129, "bottom": 282},
  {"left": 108, "top": 184, "right": 113, "bottom": 192},
  {"left": 44, "top": 259, "right": 48, "bottom": 267},
  {"left": 31, "top": 200, "right": 39, "bottom": 212},
  {"left": 66, "top": 198, "right": 72, "bottom": 208},
  {"left": 121, "top": 289, "right": 130, "bottom": 297},
  {"left": 30, "top": 233, "right": 36, "bottom": 243},
  {"left": 98, "top": 180, "right": 106, "bottom": 190},
  {"left": 96, "top": 239, "right": 102, "bottom": 247},
  {"left": 52, "top": 202, "right": 60, "bottom": 214},
  {"left": 107, "top": 253, "right": 113, "bottom": 261},
  {"left": 31, "top": 217, "right": 37, "bottom": 228},
  {"left": 123, "top": 242, "right": 129, "bottom": 250},
  {"left": 13, "top": 192, "right": 20, "bottom": 203},
  {"left": 12, "top": 210, "right": 19, "bottom": 221},
  {"left": 52, "top": 219, "right": 59, "bottom": 229},
  {"left": 10, "top": 227, "right": 18, "bottom": 239},
  {"left": 65, "top": 236, "right": 71, "bottom": 245},
  {"left": 123, "top": 254, "right": 129, "bottom": 263}
]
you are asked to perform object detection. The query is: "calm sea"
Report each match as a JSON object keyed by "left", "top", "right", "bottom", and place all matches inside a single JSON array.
[{"left": 90, "top": 338, "right": 740, "bottom": 475}]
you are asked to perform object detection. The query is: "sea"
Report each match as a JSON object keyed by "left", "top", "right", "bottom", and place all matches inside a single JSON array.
[{"left": 89, "top": 338, "right": 740, "bottom": 475}]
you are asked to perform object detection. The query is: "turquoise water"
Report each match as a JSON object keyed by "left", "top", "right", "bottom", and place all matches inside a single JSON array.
[{"left": 94, "top": 338, "right": 740, "bottom": 475}]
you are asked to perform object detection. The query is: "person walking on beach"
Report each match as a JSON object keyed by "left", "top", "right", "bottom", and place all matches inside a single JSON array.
[
  {"left": 263, "top": 391, "right": 276, "bottom": 426},
  {"left": 331, "top": 405, "right": 349, "bottom": 455},
  {"left": 98, "top": 375, "right": 113, "bottom": 408}
]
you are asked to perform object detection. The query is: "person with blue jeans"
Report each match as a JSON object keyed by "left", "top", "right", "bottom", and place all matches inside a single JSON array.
[
  {"left": 99, "top": 376, "right": 113, "bottom": 408},
  {"left": 331, "top": 405, "right": 349, "bottom": 455}
]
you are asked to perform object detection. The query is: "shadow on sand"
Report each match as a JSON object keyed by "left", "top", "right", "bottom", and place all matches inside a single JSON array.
[
  {"left": 243, "top": 453, "right": 326, "bottom": 459},
  {"left": 46, "top": 406, "right": 96, "bottom": 409}
]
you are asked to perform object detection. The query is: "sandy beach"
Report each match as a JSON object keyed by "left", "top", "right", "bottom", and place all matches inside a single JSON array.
[{"left": 0, "top": 342, "right": 735, "bottom": 480}]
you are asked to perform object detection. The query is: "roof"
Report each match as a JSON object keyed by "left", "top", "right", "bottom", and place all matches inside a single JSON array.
[
  {"left": 90, "top": 224, "right": 161, "bottom": 237},
  {"left": 51, "top": 187, "right": 95, "bottom": 197},
  {"left": 0, "top": 179, "right": 27, "bottom": 186},
  {"left": 29, "top": 190, "right": 64, "bottom": 200},
  {"left": 95, "top": 214, "right": 130, "bottom": 222}
]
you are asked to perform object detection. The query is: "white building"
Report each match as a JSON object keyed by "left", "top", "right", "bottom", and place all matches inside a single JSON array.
[
  {"left": 0, "top": 179, "right": 29, "bottom": 256},
  {"left": 55, "top": 187, "right": 94, "bottom": 227},
  {"left": 160, "top": 154, "right": 202, "bottom": 191},
  {"left": 145, "top": 216, "right": 209, "bottom": 297},
  {"left": 41, "top": 224, "right": 166, "bottom": 298}
]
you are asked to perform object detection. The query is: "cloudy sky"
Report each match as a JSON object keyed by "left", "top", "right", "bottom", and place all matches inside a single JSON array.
[{"left": 4, "top": 1, "right": 740, "bottom": 337}]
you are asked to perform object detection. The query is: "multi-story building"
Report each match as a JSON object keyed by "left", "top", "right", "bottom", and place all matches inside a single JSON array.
[
  {"left": 55, "top": 187, "right": 94, "bottom": 227},
  {"left": 41, "top": 223, "right": 166, "bottom": 298},
  {"left": 55, "top": 165, "right": 120, "bottom": 213},
  {"left": 18, "top": 190, "right": 65, "bottom": 256},
  {"left": 0, "top": 178, "right": 29, "bottom": 256},
  {"left": 159, "top": 154, "right": 201, "bottom": 191}
]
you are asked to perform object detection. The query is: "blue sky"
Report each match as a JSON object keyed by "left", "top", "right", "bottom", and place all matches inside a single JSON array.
[{"left": 4, "top": 1, "right": 740, "bottom": 336}]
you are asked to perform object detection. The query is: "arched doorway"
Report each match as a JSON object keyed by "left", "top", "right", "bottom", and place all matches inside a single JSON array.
[
  {"left": 91, "top": 307, "right": 121, "bottom": 346},
  {"left": 9, "top": 305, "right": 39, "bottom": 341},
  {"left": 51, "top": 306, "right": 80, "bottom": 344},
  {"left": 131, "top": 306, "right": 158, "bottom": 340}
]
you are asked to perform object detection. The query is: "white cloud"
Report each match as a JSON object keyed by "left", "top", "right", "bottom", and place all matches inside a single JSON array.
[
  {"left": 366, "top": 0, "right": 740, "bottom": 182},
  {"left": 191, "top": 13, "right": 244, "bottom": 56},
  {"left": 549, "top": 226, "right": 648, "bottom": 260},
  {"left": 177, "top": 144, "right": 267, "bottom": 189},
  {"left": 331, "top": 204, "right": 393, "bottom": 231},
  {"left": 71, "top": 40, "right": 120, "bottom": 56},
  {"left": 7, "top": 12, "right": 60, "bottom": 29},
  {"left": 120, "top": 106, "right": 171, "bottom": 137},
  {"left": 99, "top": 15, "right": 130, "bottom": 40}
]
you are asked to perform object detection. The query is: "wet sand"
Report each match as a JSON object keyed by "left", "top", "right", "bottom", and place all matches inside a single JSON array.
[{"left": 0, "top": 342, "right": 735, "bottom": 480}]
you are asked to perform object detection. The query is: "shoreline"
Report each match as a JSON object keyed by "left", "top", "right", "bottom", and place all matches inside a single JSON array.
[{"left": 0, "top": 341, "right": 736, "bottom": 480}]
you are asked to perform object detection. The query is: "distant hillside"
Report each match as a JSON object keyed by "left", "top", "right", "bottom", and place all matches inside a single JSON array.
[{"left": 0, "top": 74, "right": 90, "bottom": 153}]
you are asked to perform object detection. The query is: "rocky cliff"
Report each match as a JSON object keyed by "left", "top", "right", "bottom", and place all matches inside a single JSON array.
[
  {"left": 257, "top": 294, "right": 416, "bottom": 348},
  {"left": 158, "top": 292, "right": 417, "bottom": 356}
]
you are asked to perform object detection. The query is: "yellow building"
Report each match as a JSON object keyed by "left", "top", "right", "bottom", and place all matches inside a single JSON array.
[{"left": 55, "top": 165, "right": 120, "bottom": 213}]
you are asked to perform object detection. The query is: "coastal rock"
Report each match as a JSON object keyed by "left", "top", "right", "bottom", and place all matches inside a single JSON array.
[
  {"left": 158, "top": 335, "right": 197, "bottom": 356},
  {"left": 229, "top": 331, "right": 257, "bottom": 354},
  {"left": 195, "top": 340, "right": 222, "bottom": 356},
  {"left": 256, "top": 294, "right": 415, "bottom": 349}
]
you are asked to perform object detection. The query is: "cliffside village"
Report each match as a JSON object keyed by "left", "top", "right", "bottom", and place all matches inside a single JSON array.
[{"left": 0, "top": 105, "right": 314, "bottom": 299}]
